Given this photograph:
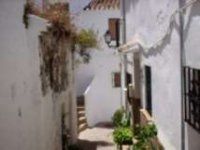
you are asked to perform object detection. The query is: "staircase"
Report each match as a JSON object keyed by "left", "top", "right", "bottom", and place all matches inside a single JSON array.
[{"left": 77, "top": 96, "right": 87, "bottom": 133}]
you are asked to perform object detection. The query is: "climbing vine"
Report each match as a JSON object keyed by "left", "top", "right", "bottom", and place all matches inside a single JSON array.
[
  {"left": 23, "top": 2, "right": 98, "bottom": 94},
  {"left": 38, "top": 3, "right": 72, "bottom": 95},
  {"left": 39, "top": 27, "right": 70, "bottom": 95}
]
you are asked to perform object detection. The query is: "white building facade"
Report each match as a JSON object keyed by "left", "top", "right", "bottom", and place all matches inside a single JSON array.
[
  {"left": 74, "top": 0, "right": 122, "bottom": 127},
  {"left": 0, "top": 0, "right": 77, "bottom": 150},
  {"left": 120, "top": 0, "right": 200, "bottom": 150}
]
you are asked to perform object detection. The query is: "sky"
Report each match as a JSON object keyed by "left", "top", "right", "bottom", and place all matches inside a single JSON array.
[{"left": 68, "top": 0, "right": 91, "bottom": 13}]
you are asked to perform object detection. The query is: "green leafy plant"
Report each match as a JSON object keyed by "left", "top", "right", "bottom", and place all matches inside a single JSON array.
[
  {"left": 113, "top": 127, "right": 133, "bottom": 145},
  {"left": 74, "top": 29, "right": 98, "bottom": 63},
  {"left": 121, "top": 112, "right": 131, "bottom": 127},
  {"left": 75, "top": 29, "right": 98, "bottom": 50},
  {"left": 112, "top": 108, "right": 126, "bottom": 127},
  {"left": 133, "top": 123, "right": 158, "bottom": 150}
]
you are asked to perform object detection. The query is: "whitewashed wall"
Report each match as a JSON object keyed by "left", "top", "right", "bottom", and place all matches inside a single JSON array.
[
  {"left": 124, "top": 0, "right": 182, "bottom": 149},
  {"left": 74, "top": 10, "right": 122, "bottom": 126},
  {"left": 27, "top": 15, "right": 77, "bottom": 146},
  {"left": 184, "top": 2, "right": 200, "bottom": 150},
  {"left": 0, "top": 0, "right": 77, "bottom": 149}
]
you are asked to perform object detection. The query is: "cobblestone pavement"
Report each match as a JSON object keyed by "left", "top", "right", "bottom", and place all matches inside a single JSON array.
[{"left": 78, "top": 123, "right": 116, "bottom": 150}]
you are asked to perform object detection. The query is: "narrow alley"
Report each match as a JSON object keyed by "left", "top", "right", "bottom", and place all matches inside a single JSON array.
[{"left": 1, "top": 0, "right": 200, "bottom": 150}]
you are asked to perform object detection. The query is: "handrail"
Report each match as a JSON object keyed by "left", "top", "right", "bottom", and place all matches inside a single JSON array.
[{"left": 84, "top": 76, "right": 95, "bottom": 96}]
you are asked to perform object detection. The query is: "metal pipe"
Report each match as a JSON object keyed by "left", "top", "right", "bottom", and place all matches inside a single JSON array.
[
  {"left": 179, "top": 0, "right": 186, "bottom": 150},
  {"left": 122, "top": 0, "right": 126, "bottom": 44},
  {"left": 120, "top": 0, "right": 128, "bottom": 109}
]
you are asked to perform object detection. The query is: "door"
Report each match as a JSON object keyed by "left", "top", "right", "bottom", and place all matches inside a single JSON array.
[{"left": 145, "top": 66, "right": 152, "bottom": 115}]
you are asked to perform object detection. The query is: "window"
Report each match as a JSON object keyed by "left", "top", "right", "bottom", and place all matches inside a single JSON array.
[
  {"left": 108, "top": 18, "right": 120, "bottom": 44},
  {"left": 183, "top": 67, "right": 200, "bottom": 133},
  {"left": 145, "top": 66, "right": 152, "bottom": 115},
  {"left": 112, "top": 72, "right": 121, "bottom": 87}
]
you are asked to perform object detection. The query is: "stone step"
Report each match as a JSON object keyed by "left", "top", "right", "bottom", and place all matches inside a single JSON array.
[
  {"left": 77, "top": 106, "right": 85, "bottom": 111},
  {"left": 78, "top": 123, "right": 87, "bottom": 133},
  {"left": 77, "top": 96, "right": 85, "bottom": 106},
  {"left": 78, "top": 116, "right": 87, "bottom": 125},
  {"left": 77, "top": 111, "right": 85, "bottom": 117},
  {"left": 77, "top": 106, "right": 87, "bottom": 134}
]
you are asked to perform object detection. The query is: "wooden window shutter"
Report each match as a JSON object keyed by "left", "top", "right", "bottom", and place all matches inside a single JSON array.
[
  {"left": 109, "top": 19, "right": 119, "bottom": 40},
  {"left": 112, "top": 72, "right": 121, "bottom": 87}
]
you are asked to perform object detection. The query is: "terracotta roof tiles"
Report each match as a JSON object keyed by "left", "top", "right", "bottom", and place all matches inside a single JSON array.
[{"left": 84, "top": 0, "right": 120, "bottom": 10}]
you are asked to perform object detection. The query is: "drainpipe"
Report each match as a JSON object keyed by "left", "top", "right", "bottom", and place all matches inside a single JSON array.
[
  {"left": 121, "top": 0, "right": 126, "bottom": 44},
  {"left": 179, "top": 0, "right": 186, "bottom": 150},
  {"left": 120, "top": 0, "right": 128, "bottom": 110}
]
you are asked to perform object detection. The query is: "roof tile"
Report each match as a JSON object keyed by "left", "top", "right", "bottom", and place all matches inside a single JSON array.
[{"left": 84, "top": 0, "right": 120, "bottom": 10}]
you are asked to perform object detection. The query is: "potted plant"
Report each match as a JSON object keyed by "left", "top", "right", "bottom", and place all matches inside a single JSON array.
[
  {"left": 112, "top": 107, "right": 131, "bottom": 127},
  {"left": 113, "top": 127, "right": 133, "bottom": 150},
  {"left": 133, "top": 123, "right": 158, "bottom": 150}
]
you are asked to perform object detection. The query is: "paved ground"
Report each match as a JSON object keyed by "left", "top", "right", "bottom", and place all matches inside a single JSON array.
[{"left": 78, "top": 123, "right": 116, "bottom": 150}]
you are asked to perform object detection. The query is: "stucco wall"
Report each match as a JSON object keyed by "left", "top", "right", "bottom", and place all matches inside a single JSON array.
[
  {"left": 184, "top": 2, "right": 200, "bottom": 150},
  {"left": 124, "top": 0, "right": 182, "bottom": 149},
  {"left": 83, "top": 50, "right": 122, "bottom": 126},
  {"left": 0, "top": 1, "right": 77, "bottom": 149},
  {"left": 74, "top": 10, "right": 122, "bottom": 126}
]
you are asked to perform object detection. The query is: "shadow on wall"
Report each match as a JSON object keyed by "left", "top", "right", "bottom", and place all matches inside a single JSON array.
[
  {"left": 142, "top": 0, "right": 200, "bottom": 58},
  {"left": 76, "top": 75, "right": 94, "bottom": 96},
  {"left": 183, "top": 2, "right": 200, "bottom": 43},
  {"left": 184, "top": 2, "right": 200, "bottom": 150},
  {"left": 124, "top": 0, "right": 181, "bottom": 58},
  {"left": 142, "top": 19, "right": 179, "bottom": 58},
  {"left": 140, "top": 18, "right": 180, "bottom": 58}
]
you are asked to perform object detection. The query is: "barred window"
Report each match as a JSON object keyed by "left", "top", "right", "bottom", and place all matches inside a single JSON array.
[{"left": 183, "top": 67, "right": 200, "bottom": 133}]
